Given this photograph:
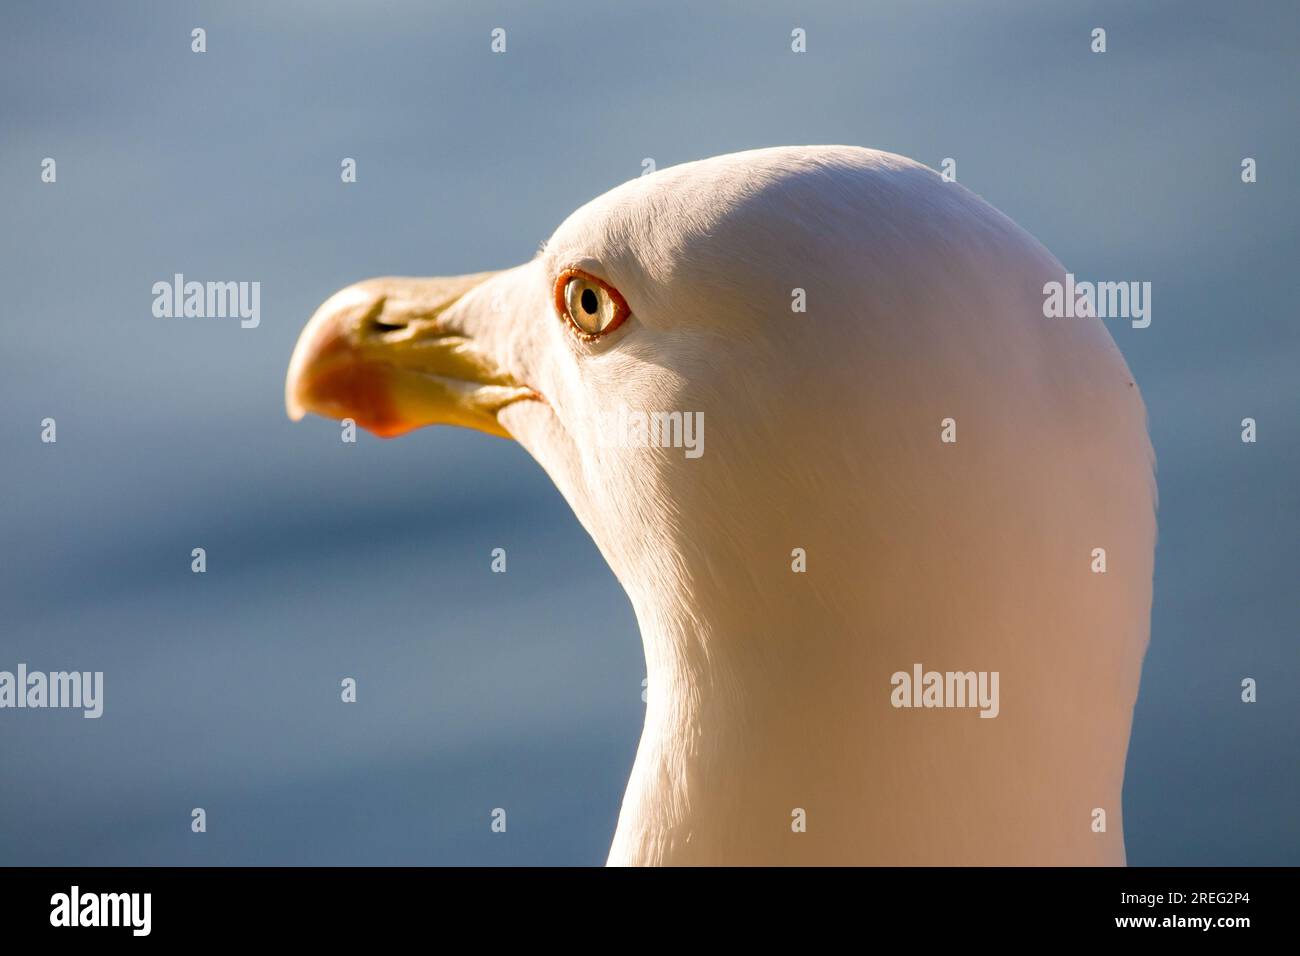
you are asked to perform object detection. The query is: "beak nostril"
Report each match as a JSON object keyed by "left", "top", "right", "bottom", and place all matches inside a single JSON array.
[{"left": 359, "top": 295, "right": 408, "bottom": 334}]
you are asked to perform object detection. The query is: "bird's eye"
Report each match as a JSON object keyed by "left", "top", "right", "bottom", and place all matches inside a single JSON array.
[{"left": 554, "top": 269, "right": 630, "bottom": 340}]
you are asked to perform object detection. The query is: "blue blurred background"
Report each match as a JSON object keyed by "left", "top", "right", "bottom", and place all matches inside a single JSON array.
[{"left": 1, "top": 0, "right": 1296, "bottom": 865}]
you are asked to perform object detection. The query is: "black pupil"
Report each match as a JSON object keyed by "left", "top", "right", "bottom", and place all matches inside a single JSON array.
[{"left": 580, "top": 288, "right": 599, "bottom": 315}]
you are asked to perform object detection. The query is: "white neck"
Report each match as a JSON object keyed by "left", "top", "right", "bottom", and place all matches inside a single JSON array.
[{"left": 605, "top": 411, "right": 1150, "bottom": 866}]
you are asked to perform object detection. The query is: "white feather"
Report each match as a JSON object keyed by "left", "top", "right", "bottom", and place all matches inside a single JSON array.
[{"left": 472, "top": 146, "right": 1156, "bottom": 865}]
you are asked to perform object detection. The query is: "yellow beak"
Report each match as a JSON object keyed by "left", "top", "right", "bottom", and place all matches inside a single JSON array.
[{"left": 285, "top": 273, "right": 535, "bottom": 439}]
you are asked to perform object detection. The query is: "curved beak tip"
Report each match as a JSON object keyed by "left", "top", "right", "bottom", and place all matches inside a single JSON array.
[
  {"left": 284, "top": 334, "right": 319, "bottom": 422},
  {"left": 283, "top": 272, "right": 521, "bottom": 440}
]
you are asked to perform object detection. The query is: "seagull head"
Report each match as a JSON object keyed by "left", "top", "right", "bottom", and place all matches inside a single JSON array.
[
  {"left": 286, "top": 147, "right": 912, "bottom": 582},
  {"left": 285, "top": 145, "right": 1155, "bottom": 865}
]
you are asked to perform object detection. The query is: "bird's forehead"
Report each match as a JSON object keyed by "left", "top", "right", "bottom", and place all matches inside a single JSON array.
[
  {"left": 542, "top": 150, "right": 842, "bottom": 321},
  {"left": 547, "top": 161, "right": 751, "bottom": 279},
  {"left": 550, "top": 146, "right": 924, "bottom": 269},
  {"left": 538, "top": 147, "right": 946, "bottom": 334}
]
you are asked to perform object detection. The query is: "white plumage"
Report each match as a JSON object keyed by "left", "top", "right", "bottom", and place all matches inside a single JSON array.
[{"left": 287, "top": 146, "right": 1156, "bottom": 865}]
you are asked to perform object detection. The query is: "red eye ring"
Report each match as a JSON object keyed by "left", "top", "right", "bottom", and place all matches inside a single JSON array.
[{"left": 553, "top": 268, "right": 631, "bottom": 341}]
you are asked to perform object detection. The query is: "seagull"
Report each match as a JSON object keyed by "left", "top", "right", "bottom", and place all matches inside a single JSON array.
[{"left": 285, "top": 146, "right": 1156, "bottom": 865}]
